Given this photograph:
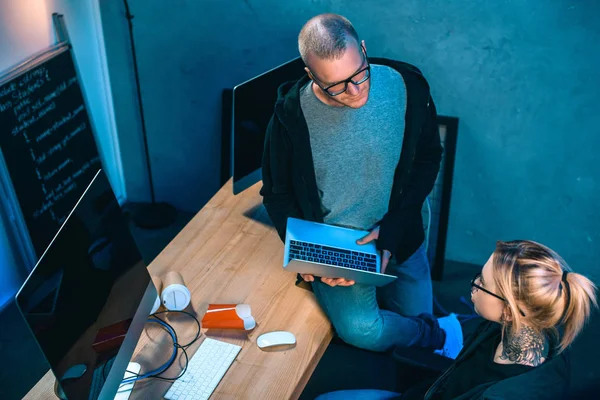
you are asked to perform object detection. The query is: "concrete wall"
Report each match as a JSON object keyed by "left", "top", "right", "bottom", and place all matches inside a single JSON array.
[
  {"left": 98, "top": 0, "right": 150, "bottom": 203},
  {"left": 126, "top": 0, "right": 599, "bottom": 277},
  {"left": 46, "top": 0, "right": 125, "bottom": 199},
  {"left": 0, "top": 1, "right": 55, "bottom": 307}
]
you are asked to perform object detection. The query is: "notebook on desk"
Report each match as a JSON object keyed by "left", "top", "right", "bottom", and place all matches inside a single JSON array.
[{"left": 283, "top": 217, "right": 397, "bottom": 287}]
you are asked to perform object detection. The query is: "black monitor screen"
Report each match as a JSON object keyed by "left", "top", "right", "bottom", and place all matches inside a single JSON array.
[
  {"left": 16, "top": 170, "right": 153, "bottom": 400},
  {"left": 232, "top": 57, "right": 305, "bottom": 194}
]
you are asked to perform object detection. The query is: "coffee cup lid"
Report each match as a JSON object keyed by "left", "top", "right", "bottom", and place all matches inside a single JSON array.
[
  {"left": 235, "top": 304, "right": 255, "bottom": 330},
  {"left": 161, "top": 284, "right": 191, "bottom": 311},
  {"left": 242, "top": 316, "right": 256, "bottom": 330}
]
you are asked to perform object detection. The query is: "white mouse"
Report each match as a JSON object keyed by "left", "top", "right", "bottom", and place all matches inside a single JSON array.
[{"left": 256, "top": 331, "right": 296, "bottom": 349}]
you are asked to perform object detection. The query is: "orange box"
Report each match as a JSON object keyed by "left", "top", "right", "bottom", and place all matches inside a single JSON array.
[{"left": 201, "top": 304, "right": 256, "bottom": 330}]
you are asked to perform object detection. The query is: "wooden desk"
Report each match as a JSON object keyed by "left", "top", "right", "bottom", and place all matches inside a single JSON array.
[{"left": 24, "top": 180, "right": 333, "bottom": 399}]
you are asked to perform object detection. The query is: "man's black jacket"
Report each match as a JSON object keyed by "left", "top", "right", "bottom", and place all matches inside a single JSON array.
[{"left": 260, "top": 57, "right": 443, "bottom": 265}]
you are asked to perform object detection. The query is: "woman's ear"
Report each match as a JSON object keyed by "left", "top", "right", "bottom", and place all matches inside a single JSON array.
[{"left": 502, "top": 306, "right": 514, "bottom": 322}]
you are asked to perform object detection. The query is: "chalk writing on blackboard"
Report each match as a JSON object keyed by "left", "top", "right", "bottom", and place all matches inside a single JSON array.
[{"left": 0, "top": 45, "right": 102, "bottom": 256}]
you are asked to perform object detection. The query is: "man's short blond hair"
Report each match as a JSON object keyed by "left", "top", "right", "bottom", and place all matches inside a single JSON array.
[{"left": 298, "top": 14, "right": 360, "bottom": 67}]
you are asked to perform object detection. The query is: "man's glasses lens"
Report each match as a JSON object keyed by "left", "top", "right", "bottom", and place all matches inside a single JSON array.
[{"left": 326, "top": 68, "right": 370, "bottom": 96}]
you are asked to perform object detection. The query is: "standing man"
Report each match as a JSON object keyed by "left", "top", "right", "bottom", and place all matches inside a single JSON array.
[{"left": 260, "top": 14, "right": 462, "bottom": 357}]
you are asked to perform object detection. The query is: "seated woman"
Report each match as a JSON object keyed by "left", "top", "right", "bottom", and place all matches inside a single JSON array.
[{"left": 316, "top": 240, "right": 597, "bottom": 399}]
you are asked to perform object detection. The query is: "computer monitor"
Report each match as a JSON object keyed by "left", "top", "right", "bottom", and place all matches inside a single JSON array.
[
  {"left": 231, "top": 57, "right": 305, "bottom": 194},
  {"left": 15, "top": 169, "right": 157, "bottom": 400}
]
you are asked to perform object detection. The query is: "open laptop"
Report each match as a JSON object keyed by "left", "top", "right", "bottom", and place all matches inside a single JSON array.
[
  {"left": 283, "top": 217, "right": 397, "bottom": 286},
  {"left": 15, "top": 170, "right": 156, "bottom": 400}
]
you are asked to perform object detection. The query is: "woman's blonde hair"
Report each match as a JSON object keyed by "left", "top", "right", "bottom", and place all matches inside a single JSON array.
[{"left": 491, "top": 240, "right": 597, "bottom": 352}]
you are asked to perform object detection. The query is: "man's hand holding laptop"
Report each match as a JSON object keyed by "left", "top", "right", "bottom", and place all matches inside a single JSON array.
[{"left": 299, "top": 226, "right": 392, "bottom": 287}]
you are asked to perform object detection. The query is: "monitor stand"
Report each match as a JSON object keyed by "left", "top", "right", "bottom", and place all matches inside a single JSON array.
[{"left": 54, "top": 362, "right": 142, "bottom": 400}]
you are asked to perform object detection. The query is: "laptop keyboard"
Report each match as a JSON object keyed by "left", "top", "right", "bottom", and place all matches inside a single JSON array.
[{"left": 288, "top": 240, "right": 377, "bottom": 272}]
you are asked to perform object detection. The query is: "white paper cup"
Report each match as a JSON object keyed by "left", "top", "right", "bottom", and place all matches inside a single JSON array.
[{"left": 161, "top": 271, "right": 191, "bottom": 311}]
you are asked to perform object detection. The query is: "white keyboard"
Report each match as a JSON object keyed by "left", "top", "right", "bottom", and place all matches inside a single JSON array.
[{"left": 164, "top": 337, "right": 241, "bottom": 400}]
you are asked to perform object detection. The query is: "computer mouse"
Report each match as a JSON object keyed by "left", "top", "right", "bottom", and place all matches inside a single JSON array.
[
  {"left": 256, "top": 331, "right": 296, "bottom": 349},
  {"left": 61, "top": 363, "right": 87, "bottom": 381}
]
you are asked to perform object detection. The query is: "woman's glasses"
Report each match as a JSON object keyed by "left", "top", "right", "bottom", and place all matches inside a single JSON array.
[{"left": 471, "top": 272, "right": 526, "bottom": 317}]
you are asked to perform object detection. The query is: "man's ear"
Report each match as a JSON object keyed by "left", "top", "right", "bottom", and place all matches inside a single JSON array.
[{"left": 304, "top": 67, "right": 313, "bottom": 80}]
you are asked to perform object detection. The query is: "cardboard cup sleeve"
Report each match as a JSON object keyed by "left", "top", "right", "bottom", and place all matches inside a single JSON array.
[
  {"left": 161, "top": 271, "right": 191, "bottom": 311},
  {"left": 201, "top": 304, "right": 256, "bottom": 330}
]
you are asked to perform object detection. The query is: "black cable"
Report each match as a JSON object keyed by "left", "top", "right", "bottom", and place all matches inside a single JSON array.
[
  {"left": 147, "top": 316, "right": 180, "bottom": 373},
  {"left": 122, "top": 340, "right": 190, "bottom": 382},
  {"left": 151, "top": 310, "right": 202, "bottom": 349},
  {"left": 117, "top": 318, "right": 179, "bottom": 389},
  {"left": 122, "top": 0, "right": 156, "bottom": 203},
  {"left": 145, "top": 311, "right": 200, "bottom": 380},
  {"left": 145, "top": 344, "right": 190, "bottom": 382},
  {"left": 117, "top": 310, "right": 201, "bottom": 384}
]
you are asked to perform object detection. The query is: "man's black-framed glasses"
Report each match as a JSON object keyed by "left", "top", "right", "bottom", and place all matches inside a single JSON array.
[
  {"left": 471, "top": 273, "right": 526, "bottom": 317},
  {"left": 310, "top": 44, "right": 371, "bottom": 96}
]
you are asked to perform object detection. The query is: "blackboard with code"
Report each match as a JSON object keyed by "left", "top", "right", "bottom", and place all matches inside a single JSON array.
[{"left": 0, "top": 44, "right": 102, "bottom": 258}]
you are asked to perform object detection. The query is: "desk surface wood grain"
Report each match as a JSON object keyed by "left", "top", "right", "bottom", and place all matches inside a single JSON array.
[{"left": 24, "top": 180, "right": 333, "bottom": 400}]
